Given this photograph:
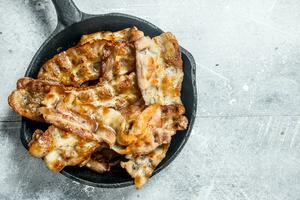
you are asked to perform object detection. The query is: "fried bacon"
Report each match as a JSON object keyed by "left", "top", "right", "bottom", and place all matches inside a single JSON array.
[
  {"left": 121, "top": 144, "right": 169, "bottom": 189},
  {"left": 38, "top": 27, "right": 144, "bottom": 86},
  {"left": 29, "top": 126, "right": 101, "bottom": 172},
  {"left": 114, "top": 104, "right": 187, "bottom": 155},
  {"left": 62, "top": 72, "right": 140, "bottom": 110},
  {"left": 79, "top": 27, "right": 144, "bottom": 82},
  {"left": 38, "top": 74, "right": 138, "bottom": 144},
  {"left": 39, "top": 105, "right": 125, "bottom": 147},
  {"left": 119, "top": 99, "right": 146, "bottom": 130},
  {"left": 8, "top": 73, "right": 140, "bottom": 123},
  {"left": 79, "top": 27, "right": 144, "bottom": 45},
  {"left": 100, "top": 42, "right": 136, "bottom": 81},
  {"left": 8, "top": 77, "right": 66, "bottom": 121},
  {"left": 38, "top": 40, "right": 114, "bottom": 87},
  {"left": 41, "top": 72, "right": 140, "bottom": 110},
  {"left": 135, "top": 32, "right": 183, "bottom": 105},
  {"left": 79, "top": 27, "right": 144, "bottom": 81},
  {"left": 7, "top": 30, "right": 189, "bottom": 189}
]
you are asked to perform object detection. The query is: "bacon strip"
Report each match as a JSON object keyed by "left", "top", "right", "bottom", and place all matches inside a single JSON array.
[
  {"left": 135, "top": 32, "right": 183, "bottom": 105},
  {"left": 8, "top": 78, "right": 66, "bottom": 122},
  {"left": 79, "top": 27, "right": 144, "bottom": 45},
  {"left": 29, "top": 126, "right": 101, "bottom": 172},
  {"left": 8, "top": 73, "right": 140, "bottom": 122},
  {"left": 38, "top": 27, "right": 144, "bottom": 86},
  {"left": 38, "top": 40, "right": 114, "bottom": 87},
  {"left": 121, "top": 144, "right": 169, "bottom": 189},
  {"left": 113, "top": 104, "right": 187, "bottom": 155}
]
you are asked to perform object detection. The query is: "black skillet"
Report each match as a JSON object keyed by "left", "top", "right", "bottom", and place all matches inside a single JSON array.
[{"left": 21, "top": 0, "right": 197, "bottom": 188}]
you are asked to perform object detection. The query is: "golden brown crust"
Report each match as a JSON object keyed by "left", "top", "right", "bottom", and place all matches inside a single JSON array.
[
  {"left": 39, "top": 106, "right": 121, "bottom": 147},
  {"left": 40, "top": 73, "right": 140, "bottom": 112},
  {"left": 119, "top": 99, "right": 146, "bottom": 125},
  {"left": 153, "top": 32, "right": 182, "bottom": 67},
  {"left": 38, "top": 73, "right": 139, "bottom": 146}
]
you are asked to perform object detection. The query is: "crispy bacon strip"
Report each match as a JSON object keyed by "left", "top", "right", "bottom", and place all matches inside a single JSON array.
[
  {"left": 39, "top": 107, "right": 121, "bottom": 147},
  {"left": 114, "top": 104, "right": 187, "bottom": 155},
  {"left": 121, "top": 144, "right": 169, "bottom": 189},
  {"left": 8, "top": 77, "right": 66, "bottom": 121},
  {"left": 8, "top": 73, "right": 140, "bottom": 122},
  {"left": 38, "top": 40, "right": 114, "bottom": 87},
  {"left": 29, "top": 126, "right": 118, "bottom": 173},
  {"left": 39, "top": 99, "right": 125, "bottom": 144},
  {"left": 38, "top": 27, "right": 144, "bottom": 86},
  {"left": 29, "top": 126, "right": 102, "bottom": 172},
  {"left": 135, "top": 32, "right": 183, "bottom": 105},
  {"left": 42, "top": 72, "right": 140, "bottom": 110},
  {"left": 68, "top": 72, "right": 140, "bottom": 110},
  {"left": 79, "top": 27, "right": 144, "bottom": 45},
  {"left": 79, "top": 27, "right": 144, "bottom": 81},
  {"left": 39, "top": 107, "right": 98, "bottom": 140},
  {"left": 38, "top": 74, "right": 138, "bottom": 145}
]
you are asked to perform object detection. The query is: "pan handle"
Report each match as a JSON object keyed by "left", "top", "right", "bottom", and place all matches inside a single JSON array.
[{"left": 51, "top": 0, "right": 83, "bottom": 27}]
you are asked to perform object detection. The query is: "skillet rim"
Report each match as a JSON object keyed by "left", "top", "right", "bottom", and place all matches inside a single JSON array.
[{"left": 21, "top": 12, "right": 197, "bottom": 188}]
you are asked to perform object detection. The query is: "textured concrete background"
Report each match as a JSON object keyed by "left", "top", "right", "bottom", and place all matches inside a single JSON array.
[{"left": 0, "top": 0, "right": 300, "bottom": 199}]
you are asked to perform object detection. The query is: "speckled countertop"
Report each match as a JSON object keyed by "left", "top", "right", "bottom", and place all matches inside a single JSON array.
[{"left": 0, "top": 0, "right": 300, "bottom": 199}]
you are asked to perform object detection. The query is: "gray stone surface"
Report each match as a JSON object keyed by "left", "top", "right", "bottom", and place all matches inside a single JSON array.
[{"left": 0, "top": 0, "right": 300, "bottom": 199}]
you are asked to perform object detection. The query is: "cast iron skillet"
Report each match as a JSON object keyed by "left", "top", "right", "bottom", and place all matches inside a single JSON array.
[{"left": 21, "top": 0, "right": 197, "bottom": 188}]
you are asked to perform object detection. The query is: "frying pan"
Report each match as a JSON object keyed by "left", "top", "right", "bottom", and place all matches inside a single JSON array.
[{"left": 20, "top": 0, "right": 197, "bottom": 188}]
